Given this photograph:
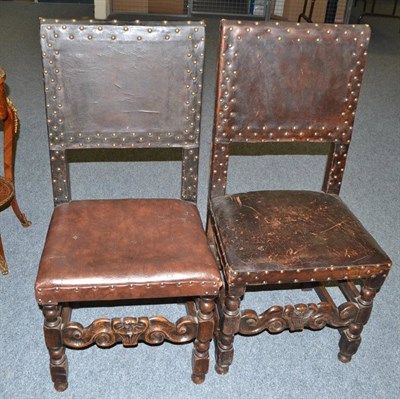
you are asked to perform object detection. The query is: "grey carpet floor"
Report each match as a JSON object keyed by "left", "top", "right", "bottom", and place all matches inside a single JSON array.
[{"left": 0, "top": 2, "right": 399, "bottom": 399}]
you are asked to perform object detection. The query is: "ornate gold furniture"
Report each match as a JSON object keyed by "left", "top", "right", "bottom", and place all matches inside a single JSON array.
[
  {"left": 207, "top": 20, "right": 392, "bottom": 375},
  {"left": 35, "top": 19, "right": 221, "bottom": 391},
  {"left": 0, "top": 68, "right": 31, "bottom": 275}
]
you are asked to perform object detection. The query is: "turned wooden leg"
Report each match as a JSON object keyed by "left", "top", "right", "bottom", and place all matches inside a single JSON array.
[
  {"left": 192, "top": 297, "right": 216, "bottom": 384},
  {"left": 42, "top": 305, "right": 69, "bottom": 392},
  {"left": 11, "top": 197, "right": 31, "bottom": 228},
  {"left": 215, "top": 286, "right": 245, "bottom": 375},
  {"left": 338, "top": 275, "right": 387, "bottom": 363},
  {"left": 0, "top": 235, "right": 8, "bottom": 275}
]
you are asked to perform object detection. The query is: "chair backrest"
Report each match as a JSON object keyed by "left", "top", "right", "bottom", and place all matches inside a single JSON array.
[
  {"left": 40, "top": 19, "right": 205, "bottom": 205},
  {"left": 209, "top": 20, "right": 370, "bottom": 198}
]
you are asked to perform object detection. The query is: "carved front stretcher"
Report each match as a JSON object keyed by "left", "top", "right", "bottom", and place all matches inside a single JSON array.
[
  {"left": 239, "top": 301, "right": 359, "bottom": 335},
  {"left": 63, "top": 316, "right": 198, "bottom": 348}
]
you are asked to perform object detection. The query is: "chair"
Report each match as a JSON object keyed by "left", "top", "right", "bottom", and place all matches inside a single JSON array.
[
  {"left": 35, "top": 19, "right": 221, "bottom": 391},
  {"left": 0, "top": 68, "right": 31, "bottom": 275},
  {"left": 207, "top": 20, "right": 392, "bottom": 375}
]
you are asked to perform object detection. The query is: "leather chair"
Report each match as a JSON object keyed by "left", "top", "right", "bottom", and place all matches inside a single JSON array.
[
  {"left": 0, "top": 68, "right": 31, "bottom": 275},
  {"left": 35, "top": 19, "right": 221, "bottom": 391},
  {"left": 207, "top": 20, "right": 392, "bottom": 375}
]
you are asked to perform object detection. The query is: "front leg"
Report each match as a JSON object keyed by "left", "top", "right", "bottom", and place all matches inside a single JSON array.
[
  {"left": 215, "top": 286, "right": 246, "bottom": 375},
  {"left": 192, "top": 297, "right": 216, "bottom": 384},
  {"left": 42, "top": 305, "right": 69, "bottom": 392},
  {"left": 338, "top": 274, "right": 387, "bottom": 363}
]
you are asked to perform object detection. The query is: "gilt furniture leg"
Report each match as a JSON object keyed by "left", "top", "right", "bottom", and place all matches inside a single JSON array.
[
  {"left": 43, "top": 305, "right": 69, "bottom": 392},
  {"left": 192, "top": 297, "right": 216, "bottom": 384},
  {"left": 11, "top": 197, "right": 31, "bottom": 227},
  {"left": 0, "top": 235, "right": 8, "bottom": 275}
]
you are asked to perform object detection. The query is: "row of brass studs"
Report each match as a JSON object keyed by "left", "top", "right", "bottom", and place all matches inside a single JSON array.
[
  {"left": 324, "top": 143, "right": 349, "bottom": 194},
  {"left": 36, "top": 280, "right": 220, "bottom": 304},
  {"left": 209, "top": 143, "right": 229, "bottom": 197},
  {"left": 228, "top": 264, "right": 390, "bottom": 286},
  {"left": 49, "top": 150, "right": 70, "bottom": 205},
  {"left": 181, "top": 148, "right": 199, "bottom": 202},
  {"left": 41, "top": 18, "right": 205, "bottom": 26},
  {"left": 47, "top": 132, "right": 200, "bottom": 150}
]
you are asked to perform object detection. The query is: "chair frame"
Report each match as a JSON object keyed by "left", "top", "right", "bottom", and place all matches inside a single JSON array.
[
  {"left": 206, "top": 20, "right": 392, "bottom": 375},
  {"left": 0, "top": 68, "right": 31, "bottom": 275},
  {"left": 37, "top": 19, "right": 219, "bottom": 391}
]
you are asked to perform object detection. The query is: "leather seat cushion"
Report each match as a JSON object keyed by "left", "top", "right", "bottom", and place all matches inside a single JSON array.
[
  {"left": 36, "top": 199, "right": 221, "bottom": 304},
  {"left": 210, "top": 191, "right": 391, "bottom": 279}
]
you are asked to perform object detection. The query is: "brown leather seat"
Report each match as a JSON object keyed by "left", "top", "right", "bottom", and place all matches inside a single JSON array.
[
  {"left": 207, "top": 20, "right": 392, "bottom": 376},
  {"left": 36, "top": 199, "right": 220, "bottom": 304},
  {"left": 211, "top": 190, "right": 390, "bottom": 278},
  {"left": 35, "top": 20, "right": 221, "bottom": 392}
]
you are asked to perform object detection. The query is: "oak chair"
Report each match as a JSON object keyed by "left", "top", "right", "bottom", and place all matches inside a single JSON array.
[
  {"left": 35, "top": 19, "right": 221, "bottom": 391},
  {"left": 207, "top": 20, "right": 392, "bottom": 375},
  {"left": 0, "top": 68, "right": 31, "bottom": 275}
]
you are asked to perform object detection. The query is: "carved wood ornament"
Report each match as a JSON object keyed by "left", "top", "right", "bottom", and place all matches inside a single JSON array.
[
  {"left": 63, "top": 316, "right": 198, "bottom": 348},
  {"left": 239, "top": 302, "right": 358, "bottom": 335}
]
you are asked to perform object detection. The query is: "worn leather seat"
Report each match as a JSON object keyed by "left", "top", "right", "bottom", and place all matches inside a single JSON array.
[
  {"left": 211, "top": 191, "right": 390, "bottom": 279},
  {"left": 36, "top": 199, "right": 220, "bottom": 304}
]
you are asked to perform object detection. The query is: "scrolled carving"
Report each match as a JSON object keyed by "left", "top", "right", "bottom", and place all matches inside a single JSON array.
[
  {"left": 338, "top": 302, "right": 359, "bottom": 322},
  {"left": 63, "top": 316, "right": 198, "bottom": 349},
  {"left": 239, "top": 302, "right": 358, "bottom": 336},
  {"left": 143, "top": 316, "right": 198, "bottom": 345},
  {"left": 63, "top": 318, "right": 117, "bottom": 348}
]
